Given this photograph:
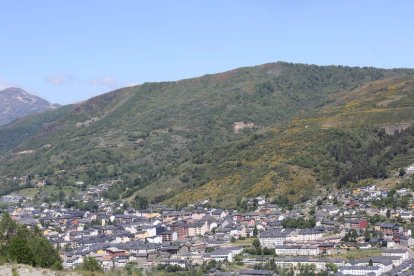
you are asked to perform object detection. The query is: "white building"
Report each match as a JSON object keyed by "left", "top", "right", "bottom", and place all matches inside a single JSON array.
[
  {"left": 273, "top": 257, "right": 344, "bottom": 270},
  {"left": 406, "top": 166, "right": 414, "bottom": 175},
  {"left": 382, "top": 249, "right": 409, "bottom": 261},
  {"left": 274, "top": 245, "right": 319, "bottom": 256},
  {"left": 207, "top": 249, "right": 235, "bottom": 262},
  {"left": 259, "top": 229, "right": 295, "bottom": 248},
  {"left": 338, "top": 265, "right": 382, "bottom": 276},
  {"left": 290, "top": 229, "right": 323, "bottom": 242}
]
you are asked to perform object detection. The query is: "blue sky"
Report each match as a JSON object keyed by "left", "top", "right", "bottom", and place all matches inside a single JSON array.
[{"left": 1, "top": 1, "right": 413, "bottom": 104}]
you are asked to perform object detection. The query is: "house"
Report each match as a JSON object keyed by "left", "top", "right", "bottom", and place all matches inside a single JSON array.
[
  {"left": 399, "top": 235, "right": 414, "bottom": 248},
  {"left": 255, "top": 197, "right": 266, "bottom": 206},
  {"left": 229, "top": 225, "right": 247, "bottom": 238},
  {"left": 344, "top": 219, "right": 368, "bottom": 231},
  {"left": 160, "top": 245, "right": 179, "bottom": 255},
  {"left": 170, "top": 222, "right": 189, "bottom": 240},
  {"left": 133, "top": 253, "right": 148, "bottom": 263},
  {"left": 211, "top": 209, "right": 227, "bottom": 219},
  {"left": 100, "top": 255, "right": 114, "bottom": 271},
  {"left": 160, "top": 230, "right": 177, "bottom": 242},
  {"left": 191, "top": 210, "right": 206, "bottom": 220},
  {"left": 113, "top": 256, "right": 129, "bottom": 268},
  {"left": 396, "top": 188, "right": 409, "bottom": 195},
  {"left": 266, "top": 220, "right": 282, "bottom": 229},
  {"left": 358, "top": 242, "right": 371, "bottom": 249},
  {"left": 232, "top": 214, "right": 244, "bottom": 222},
  {"left": 387, "top": 240, "right": 396, "bottom": 248},
  {"left": 229, "top": 246, "right": 243, "bottom": 254},
  {"left": 138, "top": 210, "right": 160, "bottom": 219},
  {"left": 0, "top": 195, "right": 24, "bottom": 204},
  {"left": 374, "top": 222, "right": 402, "bottom": 236},
  {"left": 324, "top": 206, "right": 340, "bottom": 216},
  {"left": 241, "top": 218, "right": 256, "bottom": 229},
  {"left": 264, "top": 204, "right": 279, "bottom": 211},
  {"left": 318, "top": 242, "right": 335, "bottom": 253},
  {"left": 206, "top": 249, "right": 235, "bottom": 262},
  {"left": 318, "top": 220, "right": 339, "bottom": 230},
  {"left": 146, "top": 236, "right": 162, "bottom": 243},
  {"left": 234, "top": 122, "right": 254, "bottom": 133},
  {"left": 187, "top": 221, "right": 208, "bottom": 237},
  {"left": 163, "top": 211, "right": 192, "bottom": 222},
  {"left": 105, "top": 247, "right": 128, "bottom": 257},
  {"left": 135, "top": 230, "right": 150, "bottom": 240},
  {"left": 160, "top": 259, "right": 190, "bottom": 269},
  {"left": 406, "top": 166, "right": 414, "bottom": 175},
  {"left": 400, "top": 211, "right": 413, "bottom": 220}
]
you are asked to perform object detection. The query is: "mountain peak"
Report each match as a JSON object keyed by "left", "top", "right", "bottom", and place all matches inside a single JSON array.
[
  {"left": 0, "top": 86, "right": 26, "bottom": 92},
  {"left": 0, "top": 87, "right": 55, "bottom": 125}
]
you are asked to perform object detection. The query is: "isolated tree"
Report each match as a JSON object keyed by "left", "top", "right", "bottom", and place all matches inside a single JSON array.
[
  {"left": 28, "top": 236, "right": 62, "bottom": 269},
  {"left": 58, "top": 188, "right": 65, "bottom": 203},
  {"left": 364, "top": 230, "right": 371, "bottom": 242},
  {"left": 0, "top": 212, "right": 17, "bottom": 241},
  {"left": 253, "top": 225, "right": 258, "bottom": 237},
  {"left": 134, "top": 195, "right": 149, "bottom": 210},
  {"left": 325, "top": 262, "right": 338, "bottom": 272},
  {"left": 125, "top": 261, "right": 142, "bottom": 276},
  {"left": 252, "top": 238, "right": 261, "bottom": 249},
  {"left": 7, "top": 236, "right": 34, "bottom": 265},
  {"left": 79, "top": 257, "right": 103, "bottom": 272},
  {"left": 262, "top": 247, "right": 273, "bottom": 255}
]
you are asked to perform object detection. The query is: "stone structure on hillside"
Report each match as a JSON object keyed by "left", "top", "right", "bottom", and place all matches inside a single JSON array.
[{"left": 234, "top": 121, "right": 255, "bottom": 133}]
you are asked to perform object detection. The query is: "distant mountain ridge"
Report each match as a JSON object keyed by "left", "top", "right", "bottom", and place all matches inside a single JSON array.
[
  {"left": 0, "top": 87, "right": 57, "bottom": 125},
  {"left": 1, "top": 62, "right": 414, "bottom": 207}
]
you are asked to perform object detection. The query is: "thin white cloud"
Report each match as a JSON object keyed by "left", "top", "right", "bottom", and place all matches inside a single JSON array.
[
  {"left": 45, "top": 74, "right": 74, "bottom": 85},
  {"left": 90, "top": 76, "right": 119, "bottom": 89}
]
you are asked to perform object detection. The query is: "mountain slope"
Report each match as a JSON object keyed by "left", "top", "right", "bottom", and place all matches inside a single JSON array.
[
  {"left": 0, "top": 62, "right": 414, "bottom": 206},
  {"left": 0, "top": 87, "right": 57, "bottom": 125},
  {"left": 170, "top": 77, "right": 414, "bottom": 206}
]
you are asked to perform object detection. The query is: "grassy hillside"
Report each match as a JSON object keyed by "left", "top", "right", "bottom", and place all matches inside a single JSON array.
[
  {"left": 168, "top": 76, "right": 414, "bottom": 207},
  {"left": 1, "top": 62, "right": 414, "bottom": 206}
]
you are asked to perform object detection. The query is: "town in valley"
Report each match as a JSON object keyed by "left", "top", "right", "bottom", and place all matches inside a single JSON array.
[{"left": 2, "top": 168, "right": 414, "bottom": 275}]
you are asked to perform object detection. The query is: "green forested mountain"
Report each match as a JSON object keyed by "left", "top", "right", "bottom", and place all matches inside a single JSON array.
[{"left": 1, "top": 62, "right": 414, "bottom": 206}]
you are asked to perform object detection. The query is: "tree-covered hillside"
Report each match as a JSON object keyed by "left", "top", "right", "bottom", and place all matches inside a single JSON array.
[
  {"left": 1, "top": 62, "right": 414, "bottom": 206},
  {"left": 0, "top": 213, "right": 62, "bottom": 269}
]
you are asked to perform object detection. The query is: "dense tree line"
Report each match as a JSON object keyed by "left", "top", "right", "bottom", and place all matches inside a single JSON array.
[
  {"left": 282, "top": 217, "right": 316, "bottom": 229},
  {"left": 328, "top": 126, "right": 414, "bottom": 187},
  {"left": 0, "top": 212, "right": 62, "bottom": 269},
  {"left": 0, "top": 180, "right": 34, "bottom": 197}
]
